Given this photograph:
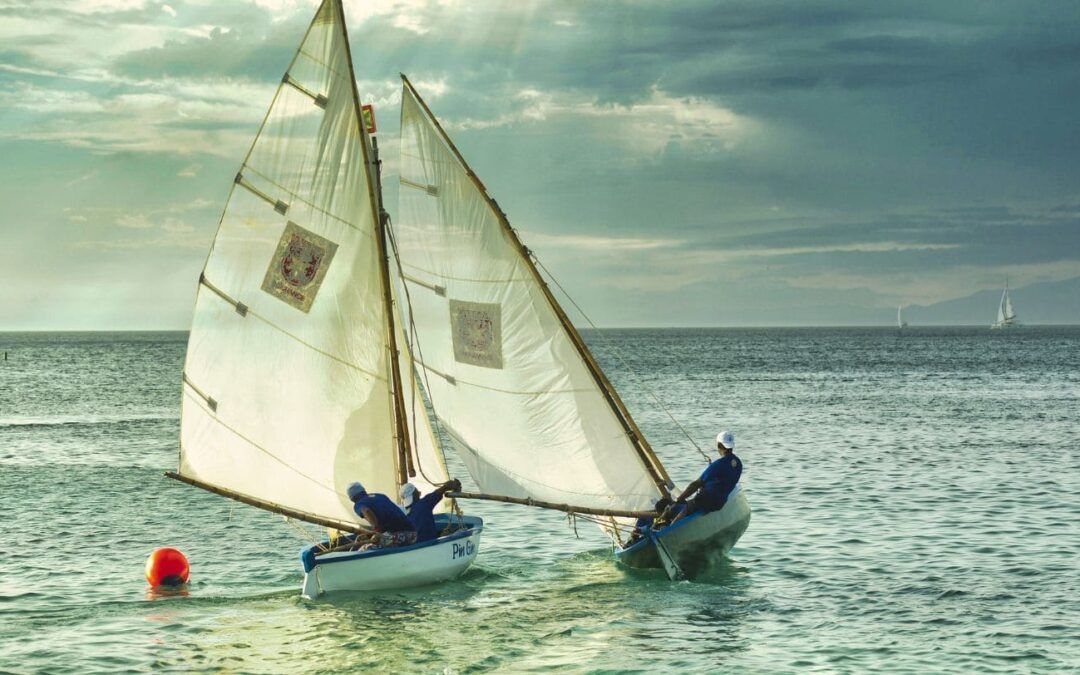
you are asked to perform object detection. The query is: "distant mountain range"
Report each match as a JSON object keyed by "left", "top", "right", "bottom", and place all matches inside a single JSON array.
[{"left": 902, "top": 276, "right": 1080, "bottom": 326}]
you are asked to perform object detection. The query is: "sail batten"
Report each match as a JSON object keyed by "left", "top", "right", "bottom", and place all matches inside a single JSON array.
[{"left": 394, "top": 75, "right": 670, "bottom": 513}]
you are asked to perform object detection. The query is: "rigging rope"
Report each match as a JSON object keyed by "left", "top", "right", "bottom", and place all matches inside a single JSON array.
[
  {"left": 282, "top": 516, "right": 319, "bottom": 545},
  {"left": 530, "top": 256, "right": 712, "bottom": 463},
  {"left": 384, "top": 215, "right": 453, "bottom": 490}
]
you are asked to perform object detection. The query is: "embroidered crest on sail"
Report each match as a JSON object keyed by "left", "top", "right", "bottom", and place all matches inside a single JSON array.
[
  {"left": 449, "top": 300, "right": 503, "bottom": 369},
  {"left": 261, "top": 222, "right": 338, "bottom": 313}
]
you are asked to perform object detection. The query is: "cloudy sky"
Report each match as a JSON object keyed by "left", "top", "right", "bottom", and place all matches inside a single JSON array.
[{"left": 2, "top": 0, "right": 1079, "bottom": 328}]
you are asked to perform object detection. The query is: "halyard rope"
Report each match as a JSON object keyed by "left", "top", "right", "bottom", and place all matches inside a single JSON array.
[{"left": 385, "top": 216, "right": 454, "bottom": 490}]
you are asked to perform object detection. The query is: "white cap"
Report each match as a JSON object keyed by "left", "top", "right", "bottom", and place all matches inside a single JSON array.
[
  {"left": 717, "top": 430, "right": 735, "bottom": 450},
  {"left": 346, "top": 481, "right": 366, "bottom": 501},
  {"left": 400, "top": 482, "right": 418, "bottom": 508}
]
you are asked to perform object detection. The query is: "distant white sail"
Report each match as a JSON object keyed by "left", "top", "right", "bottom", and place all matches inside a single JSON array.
[
  {"left": 993, "top": 278, "right": 1018, "bottom": 328},
  {"left": 394, "top": 79, "right": 666, "bottom": 513},
  {"left": 178, "top": 0, "right": 399, "bottom": 523}
]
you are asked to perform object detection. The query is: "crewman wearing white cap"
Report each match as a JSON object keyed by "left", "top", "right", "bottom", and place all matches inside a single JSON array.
[
  {"left": 669, "top": 430, "right": 742, "bottom": 525},
  {"left": 400, "top": 478, "right": 462, "bottom": 543}
]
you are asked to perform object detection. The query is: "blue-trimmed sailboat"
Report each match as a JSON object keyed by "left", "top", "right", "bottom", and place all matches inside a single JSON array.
[
  {"left": 166, "top": 0, "right": 482, "bottom": 597},
  {"left": 392, "top": 75, "right": 751, "bottom": 580}
]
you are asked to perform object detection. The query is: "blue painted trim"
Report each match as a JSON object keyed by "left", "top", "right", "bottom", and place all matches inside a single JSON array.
[
  {"left": 615, "top": 484, "right": 743, "bottom": 558},
  {"left": 300, "top": 515, "right": 484, "bottom": 572},
  {"left": 616, "top": 511, "right": 704, "bottom": 558}
]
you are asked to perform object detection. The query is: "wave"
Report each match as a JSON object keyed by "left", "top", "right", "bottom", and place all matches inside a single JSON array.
[{"left": 0, "top": 413, "right": 179, "bottom": 429}]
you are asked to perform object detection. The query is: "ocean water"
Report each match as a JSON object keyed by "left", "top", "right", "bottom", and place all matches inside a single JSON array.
[{"left": 1, "top": 327, "right": 1077, "bottom": 673}]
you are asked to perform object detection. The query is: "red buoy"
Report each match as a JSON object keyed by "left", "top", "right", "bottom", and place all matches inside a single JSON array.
[{"left": 145, "top": 547, "right": 190, "bottom": 587}]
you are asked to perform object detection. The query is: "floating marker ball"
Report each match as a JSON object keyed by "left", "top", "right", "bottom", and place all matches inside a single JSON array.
[{"left": 145, "top": 547, "right": 190, "bottom": 587}]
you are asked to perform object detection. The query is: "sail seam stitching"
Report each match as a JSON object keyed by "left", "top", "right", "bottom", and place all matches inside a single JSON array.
[
  {"left": 241, "top": 164, "right": 375, "bottom": 238},
  {"left": 296, "top": 48, "right": 349, "bottom": 81},
  {"left": 247, "top": 311, "right": 387, "bottom": 381},
  {"left": 415, "top": 360, "right": 593, "bottom": 395},
  {"left": 397, "top": 260, "right": 531, "bottom": 284},
  {"left": 441, "top": 420, "right": 656, "bottom": 502},
  {"left": 183, "top": 389, "right": 341, "bottom": 496},
  {"left": 197, "top": 276, "right": 386, "bottom": 381}
]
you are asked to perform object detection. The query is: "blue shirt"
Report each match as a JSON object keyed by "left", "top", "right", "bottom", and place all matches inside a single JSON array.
[
  {"left": 407, "top": 491, "right": 444, "bottom": 543},
  {"left": 698, "top": 453, "right": 742, "bottom": 501},
  {"left": 353, "top": 493, "right": 414, "bottom": 533}
]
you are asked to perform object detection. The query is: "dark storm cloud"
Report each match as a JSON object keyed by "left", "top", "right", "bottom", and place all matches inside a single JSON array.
[
  {"left": 115, "top": 24, "right": 302, "bottom": 80},
  {"left": 4, "top": 0, "right": 1078, "bottom": 328}
]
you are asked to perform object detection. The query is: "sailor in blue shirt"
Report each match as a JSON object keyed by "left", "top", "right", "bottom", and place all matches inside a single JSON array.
[
  {"left": 628, "top": 497, "right": 681, "bottom": 544},
  {"left": 401, "top": 478, "right": 462, "bottom": 543},
  {"left": 669, "top": 430, "right": 742, "bottom": 525},
  {"left": 346, "top": 481, "right": 417, "bottom": 549}
]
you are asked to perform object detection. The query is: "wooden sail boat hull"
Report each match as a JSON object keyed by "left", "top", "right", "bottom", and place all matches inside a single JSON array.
[
  {"left": 615, "top": 486, "right": 751, "bottom": 578},
  {"left": 299, "top": 515, "right": 483, "bottom": 598}
]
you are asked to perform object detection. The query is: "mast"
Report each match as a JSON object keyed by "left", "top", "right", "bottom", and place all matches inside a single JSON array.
[
  {"left": 337, "top": 0, "right": 412, "bottom": 485},
  {"left": 399, "top": 74, "right": 672, "bottom": 498}
]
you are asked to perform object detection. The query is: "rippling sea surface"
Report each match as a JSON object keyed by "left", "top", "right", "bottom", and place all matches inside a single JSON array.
[{"left": 1, "top": 328, "right": 1078, "bottom": 673}]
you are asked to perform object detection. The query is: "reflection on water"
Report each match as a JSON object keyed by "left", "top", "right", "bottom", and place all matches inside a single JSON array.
[
  {"left": 1, "top": 328, "right": 1078, "bottom": 671},
  {"left": 144, "top": 585, "right": 191, "bottom": 601}
]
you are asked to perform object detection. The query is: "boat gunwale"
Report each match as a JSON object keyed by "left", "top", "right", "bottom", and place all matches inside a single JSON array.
[
  {"left": 302, "top": 515, "right": 483, "bottom": 569},
  {"left": 615, "top": 485, "right": 745, "bottom": 556}
]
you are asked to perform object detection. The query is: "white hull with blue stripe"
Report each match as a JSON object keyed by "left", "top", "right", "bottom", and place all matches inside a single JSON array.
[
  {"left": 615, "top": 486, "right": 751, "bottom": 579},
  {"left": 300, "top": 515, "right": 483, "bottom": 598}
]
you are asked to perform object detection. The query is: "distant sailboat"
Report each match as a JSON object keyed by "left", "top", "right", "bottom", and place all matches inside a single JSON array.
[
  {"left": 897, "top": 305, "right": 908, "bottom": 329},
  {"left": 991, "top": 278, "right": 1019, "bottom": 329}
]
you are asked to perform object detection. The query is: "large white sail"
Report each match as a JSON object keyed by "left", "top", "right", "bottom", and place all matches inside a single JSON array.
[
  {"left": 178, "top": 0, "right": 398, "bottom": 524},
  {"left": 393, "top": 78, "right": 666, "bottom": 513}
]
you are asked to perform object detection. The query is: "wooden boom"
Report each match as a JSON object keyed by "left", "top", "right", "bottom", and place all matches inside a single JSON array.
[
  {"left": 165, "top": 471, "right": 371, "bottom": 535},
  {"left": 448, "top": 491, "right": 653, "bottom": 519}
]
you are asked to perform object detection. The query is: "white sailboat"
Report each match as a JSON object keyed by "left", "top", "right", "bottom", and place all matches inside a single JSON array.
[
  {"left": 897, "top": 305, "right": 908, "bottom": 329},
  {"left": 393, "top": 76, "right": 750, "bottom": 580},
  {"left": 166, "top": 0, "right": 481, "bottom": 597},
  {"left": 991, "top": 278, "right": 1019, "bottom": 329}
]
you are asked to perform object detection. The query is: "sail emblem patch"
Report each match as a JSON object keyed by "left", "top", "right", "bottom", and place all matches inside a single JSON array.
[
  {"left": 449, "top": 300, "right": 503, "bottom": 369},
  {"left": 261, "top": 222, "right": 338, "bottom": 313}
]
